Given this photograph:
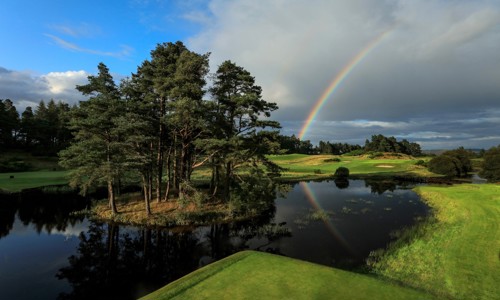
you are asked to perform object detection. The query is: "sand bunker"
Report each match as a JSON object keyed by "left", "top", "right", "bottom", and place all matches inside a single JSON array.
[{"left": 376, "top": 165, "right": 395, "bottom": 168}]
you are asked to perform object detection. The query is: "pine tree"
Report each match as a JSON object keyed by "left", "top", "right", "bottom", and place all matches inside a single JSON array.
[{"left": 59, "top": 63, "right": 124, "bottom": 214}]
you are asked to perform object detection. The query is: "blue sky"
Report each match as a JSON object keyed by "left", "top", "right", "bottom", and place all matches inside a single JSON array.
[
  {"left": 0, "top": 0, "right": 205, "bottom": 74},
  {"left": 1, "top": 0, "right": 500, "bottom": 149}
]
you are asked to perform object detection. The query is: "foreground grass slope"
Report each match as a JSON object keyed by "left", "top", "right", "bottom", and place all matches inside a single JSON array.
[
  {"left": 141, "top": 251, "right": 434, "bottom": 300},
  {"left": 372, "top": 184, "right": 500, "bottom": 299}
]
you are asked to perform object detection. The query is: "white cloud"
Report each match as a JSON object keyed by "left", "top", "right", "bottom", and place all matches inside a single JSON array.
[
  {"left": 43, "top": 71, "right": 89, "bottom": 94},
  {"left": 48, "top": 22, "right": 103, "bottom": 38},
  {"left": 342, "top": 120, "right": 409, "bottom": 129},
  {"left": 45, "top": 34, "right": 134, "bottom": 58},
  {"left": 0, "top": 67, "right": 88, "bottom": 111}
]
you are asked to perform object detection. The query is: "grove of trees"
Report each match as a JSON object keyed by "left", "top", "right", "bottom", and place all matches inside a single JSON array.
[
  {"left": 59, "top": 41, "right": 281, "bottom": 215},
  {"left": 364, "top": 134, "right": 422, "bottom": 156}
]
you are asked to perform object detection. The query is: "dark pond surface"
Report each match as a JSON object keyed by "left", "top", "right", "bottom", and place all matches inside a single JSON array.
[{"left": 0, "top": 179, "right": 428, "bottom": 300}]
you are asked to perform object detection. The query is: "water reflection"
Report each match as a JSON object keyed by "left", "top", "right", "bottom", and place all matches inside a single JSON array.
[
  {"left": 0, "top": 179, "right": 428, "bottom": 300},
  {"left": 56, "top": 216, "right": 288, "bottom": 299},
  {"left": 0, "top": 190, "right": 89, "bottom": 239}
]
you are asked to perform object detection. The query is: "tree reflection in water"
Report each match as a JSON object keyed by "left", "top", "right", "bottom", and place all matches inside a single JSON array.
[
  {"left": 0, "top": 189, "right": 89, "bottom": 239},
  {"left": 56, "top": 202, "right": 289, "bottom": 300}
]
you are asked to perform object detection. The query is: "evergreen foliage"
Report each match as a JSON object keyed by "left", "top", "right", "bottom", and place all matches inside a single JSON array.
[
  {"left": 428, "top": 147, "right": 473, "bottom": 177},
  {"left": 334, "top": 167, "right": 350, "bottom": 178},
  {"left": 364, "top": 134, "right": 422, "bottom": 156},
  {"left": 479, "top": 145, "right": 500, "bottom": 182}
]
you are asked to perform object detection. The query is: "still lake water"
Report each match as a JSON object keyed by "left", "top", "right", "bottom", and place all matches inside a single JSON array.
[{"left": 0, "top": 180, "right": 428, "bottom": 300}]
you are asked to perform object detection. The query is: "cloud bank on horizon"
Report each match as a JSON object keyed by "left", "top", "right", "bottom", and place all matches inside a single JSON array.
[{"left": 1, "top": 0, "right": 500, "bottom": 149}]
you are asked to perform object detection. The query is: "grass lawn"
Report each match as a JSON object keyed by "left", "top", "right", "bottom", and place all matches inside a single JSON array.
[
  {"left": 140, "top": 250, "right": 435, "bottom": 300},
  {"left": 0, "top": 170, "right": 69, "bottom": 192},
  {"left": 268, "top": 154, "right": 434, "bottom": 180},
  {"left": 371, "top": 184, "right": 500, "bottom": 300}
]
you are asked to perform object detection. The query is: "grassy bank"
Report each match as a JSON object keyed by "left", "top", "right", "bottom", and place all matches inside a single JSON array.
[
  {"left": 0, "top": 170, "right": 69, "bottom": 192},
  {"left": 371, "top": 184, "right": 500, "bottom": 299},
  {"left": 268, "top": 154, "right": 434, "bottom": 180},
  {"left": 0, "top": 151, "right": 66, "bottom": 192},
  {"left": 140, "top": 250, "right": 434, "bottom": 300}
]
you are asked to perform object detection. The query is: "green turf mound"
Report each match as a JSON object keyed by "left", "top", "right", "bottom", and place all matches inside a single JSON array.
[{"left": 140, "top": 250, "right": 434, "bottom": 300}]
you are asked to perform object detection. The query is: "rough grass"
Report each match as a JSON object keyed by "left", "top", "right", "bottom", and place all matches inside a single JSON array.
[
  {"left": 140, "top": 250, "right": 435, "bottom": 300},
  {"left": 268, "top": 154, "right": 434, "bottom": 180},
  {"left": 371, "top": 184, "right": 500, "bottom": 300}
]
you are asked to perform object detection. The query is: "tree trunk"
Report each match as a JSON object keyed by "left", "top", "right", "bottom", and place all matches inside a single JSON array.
[
  {"left": 156, "top": 97, "right": 165, "bottom": 203},
  {"left": 156, "top": 143, "right": 163, "bottom": 203},
  {"left": 163, "top": 147, "right": 172, "bottom": 201},
  {"left": 224, "top": 161, "right": 231, "bottom": 202},
  {"left": 142, "top": 174, "right": 151, "bottom": 216},
  {"left": 108, "top": 180, "right": 117, "bottom": 214}
]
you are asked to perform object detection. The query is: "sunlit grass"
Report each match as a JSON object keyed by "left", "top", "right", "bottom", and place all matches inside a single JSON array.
[
  {"left": 371, "top": 184, "right": 500, "bottom": 299},
  {"left": 140, "top": 250, "right": 436, "bottom": 300},
  {"left": 268, "top": 154, "right": 434, "bottom": 179}
]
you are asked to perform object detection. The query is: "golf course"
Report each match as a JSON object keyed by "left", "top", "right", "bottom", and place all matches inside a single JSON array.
[
  {"left": 139, "top": 180, "right": 500, "bottom": 300},
  {"left": 1, "top": 153, "right": 499, "bottom": 299}
]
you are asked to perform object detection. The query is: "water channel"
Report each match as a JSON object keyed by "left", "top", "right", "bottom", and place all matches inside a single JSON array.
[{"left": 0, "top": 179, "right": 429, "bottom": 300}]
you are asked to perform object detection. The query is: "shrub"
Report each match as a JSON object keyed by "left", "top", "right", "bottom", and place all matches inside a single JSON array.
[
  {"left": 334, "top": 167, "right": 349, "bottom": 178},
  {"left": 343, "top": 149, "right": 365, "bottom": 156},
  {"left": 442, "top": 148, "right": 473, "bottom": 176},
  {"left": 368, "top": 152, "right": 384, "bottom": 159},
  {"left": 415, "top": 160, "right": 427, "bottom": 167},
  {"left": 324, "top": 158, "right": 341, "bottom": 163},
  {"left": 428, "top": 148, "right": 473, "bottom": 177},
  {"left": 428, "top": 155, "right": 460, "bottom": 177}
]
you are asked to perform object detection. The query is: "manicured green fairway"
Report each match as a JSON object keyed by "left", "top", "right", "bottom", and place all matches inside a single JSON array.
[
  {"left": 268, "top": 154, "right": 433, "bottom": 179},
  {"left": 0, "top": 170, "right": 68, "bottom": 192},
  {"left": 141, "top": 251, "right": 434, "bottom": 300},
  {"left": 372, "top": 184, "right": 500, "bottom": 299}
]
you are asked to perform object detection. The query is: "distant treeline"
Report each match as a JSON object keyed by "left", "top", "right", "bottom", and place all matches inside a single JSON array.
[
  {"left": 2, "top": 98, "right": 424, "bottom": 158},
  {"left": 278, "top": 134, "right": 422, "bottom": 156},
  {"left": 0, "top": 99, "right": 72, "bottom": 155}
]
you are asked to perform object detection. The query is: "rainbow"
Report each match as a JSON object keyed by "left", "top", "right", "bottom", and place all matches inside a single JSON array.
[
  {"left": 300, "top": 182, "right": 353, "bottom": 253},
  {"left": 298, "top": 27, "right": 396, "bottom": 140}
]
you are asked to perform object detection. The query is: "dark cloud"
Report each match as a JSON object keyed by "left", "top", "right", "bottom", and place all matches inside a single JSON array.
[{"left": 188, "top": 0, "right": 500, "bottom": 149}]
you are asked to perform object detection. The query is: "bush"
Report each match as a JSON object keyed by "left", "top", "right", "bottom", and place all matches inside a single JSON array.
[
  {"left": 428, "top": 148, "right": 473, "bottom": 177},
  {"left": 442, "top": 148, "right": 472, "bottom": 176},
  {"left": 428, "top": 155, "right": 460, "bottom": 177},
  {"left": 479, "top": 146, "right": 500, "bottom": 182},
  {"left": 368, "top": 152, "right": 384, "bottom": 159},
  {"left": 343, "top": 149, "right": 365, "bottom": 156},
  {"left": 415, "top": 160, "right": 427, "bottom": 167},
  {"left": 334, "top": 167, "right": 349, "bottom": 178},
  {"left": 324, "top": 158, "right": 341, "bottom": 163}
]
